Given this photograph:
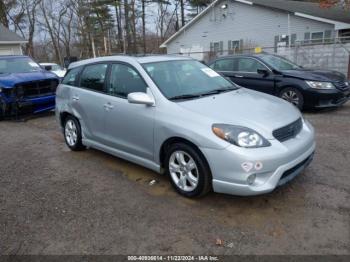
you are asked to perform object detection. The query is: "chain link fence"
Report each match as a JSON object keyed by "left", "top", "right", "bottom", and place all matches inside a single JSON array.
[{"left": 172, "top": 37, "right": 350, "bottom": 77}]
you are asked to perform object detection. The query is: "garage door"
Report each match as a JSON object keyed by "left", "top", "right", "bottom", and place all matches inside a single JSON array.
[{"left": 0, "top": 48, "right": 14, "bottom": 55}]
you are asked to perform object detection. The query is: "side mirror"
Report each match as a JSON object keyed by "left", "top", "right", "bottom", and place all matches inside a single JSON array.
[
  {"left": 257, "top": 69, "right": 269, "bottom": 76},
  {"left": 127, "top": 92, "right": 154, "bottom": 106},
  {"left": 44, "top": 65, "right": 53, "bottom": 71}
]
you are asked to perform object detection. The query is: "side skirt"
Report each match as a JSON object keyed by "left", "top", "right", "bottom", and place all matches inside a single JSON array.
[{"left": 82, "top": 138, "right": 161, "bottom": 174}]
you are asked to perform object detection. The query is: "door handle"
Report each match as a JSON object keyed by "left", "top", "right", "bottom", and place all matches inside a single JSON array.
[
  {"left": 104, "top": 103, "right": 114, "bottom": 110},
  {"left": 72, "top": 95, "right": 79, "bottom": 101},
  {"left": 233, "top": 74, "right": 244, "bottom": 78}
]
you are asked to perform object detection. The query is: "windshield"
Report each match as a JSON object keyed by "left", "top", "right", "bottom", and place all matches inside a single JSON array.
[
  {"left": 260, "top": 55, "right": 301, "bottom": 71},
  {"left": 142, "top": 60, "right": 238, "bottom": 100},
  {"left": 0, "top": 57, "right": 41, "bottom": 74}
]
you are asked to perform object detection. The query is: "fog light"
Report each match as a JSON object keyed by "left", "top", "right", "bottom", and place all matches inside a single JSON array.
[{"left": 247, "top": 174, "right": 256, "bottom": 185}]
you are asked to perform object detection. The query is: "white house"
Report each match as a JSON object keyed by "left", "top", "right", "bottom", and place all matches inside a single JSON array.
[
  {"left": 0, "top": 24, "right": 27, "bottom": 55},
  {"left": 160, "top": 0, "right": 350, "bottom": 60}
]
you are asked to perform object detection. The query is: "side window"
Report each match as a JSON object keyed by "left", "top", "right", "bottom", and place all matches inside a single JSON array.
[
  {"left": 108, "top": 64, "right": 147, "bottom": 98},
  {"left": 80, "top": 63, "right": 108, "bottom": 92},
  {"left": 237, "top": 58, "right": 266, "bottom": 73},
  {"left": 214, "top": 59, "right": 234, "bottom": 71},
  {"left": 62, "top": 67, "right": 81, "bottom": 86}
]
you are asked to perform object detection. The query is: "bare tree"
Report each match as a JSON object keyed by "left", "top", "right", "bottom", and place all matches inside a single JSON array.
[
  {"left": 20, "top": 0, "right": 42, "bottom": 57},
  {"left": 0, "top": 0, "right": 8, "bottom": 27}
]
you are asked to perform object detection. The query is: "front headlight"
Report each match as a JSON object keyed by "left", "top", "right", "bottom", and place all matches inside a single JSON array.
[
  {"left": 306, "top": 81, "right": 335, "bottom": 90},
  {"left": 212, "top": 124, "right": 271, "bottom": 148}
]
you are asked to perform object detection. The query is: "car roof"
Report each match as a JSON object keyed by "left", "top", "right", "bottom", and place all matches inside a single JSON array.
[
  {"left": 68, "top": 55, "right": 193, "bottom": 69},
  {"left": 0, "top": 55, "right": 29, "bottom": 59},
  {"left": 209, "top": 53, "right": 275, "bottom": 64},
  {"left": 40, "top": 62, "right": 57, "bottom": 66}
]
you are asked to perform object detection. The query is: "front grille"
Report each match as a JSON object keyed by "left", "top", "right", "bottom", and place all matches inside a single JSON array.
[
  {"left": 273, "top": 118, "right": 303, "bottom": 142},
  {"left": 333, "top": 81, "right": 349, "bottom": 91},
  {"left": 16, "top": 79, "right": 58, "bottom": 98}
]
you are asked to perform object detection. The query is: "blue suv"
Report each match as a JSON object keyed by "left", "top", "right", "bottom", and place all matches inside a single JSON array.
[{"left": 0, "top": 55, "right": 59, "bottom": 119}]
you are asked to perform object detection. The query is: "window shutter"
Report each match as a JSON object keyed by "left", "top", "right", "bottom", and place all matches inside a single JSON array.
[
  {"left": 220, "top": 41, "right": 223, "bottom": 55},
  {"left": 291, "top": 34, "right": 297, "bottom": 46},
  {"left": 274, "top": 35, "right": 279, "bottom": 53},
  {"left": 325, "top": 30, "right": 332, "bottom": 43},
  {"left": 304, "top": 32, "right": 310, "bottom": 44},
  {"left": 228, "top": 40, "right": 232, "bottom": 50},
  {"left": 210, "top": 42, "right": 214, "bottom": 52},
  {"left": 239, "top": 39, "right": 244, "bottom": 52}
]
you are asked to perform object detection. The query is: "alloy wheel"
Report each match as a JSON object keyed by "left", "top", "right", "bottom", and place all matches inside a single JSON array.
[
  {"left": 281, "top": 90, "right": 300, "bottom": 106},
  {"left": 169, "top": 150, "right": 199, "bottom": 192},
  {"left": 65, "top": 119, "right": 78, "bottom": 147}
]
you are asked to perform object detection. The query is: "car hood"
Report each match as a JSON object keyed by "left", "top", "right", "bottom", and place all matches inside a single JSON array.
[
  {"left": 282, "top": 69, "right": 347, "bottom": 82},
  {"left": 0, "top": 71, "right": 58, "bottom": 88},
  {"left": 52, "top": 70, "right": 67, "bottom": 78},
  {"left": 177, "top": 88, "right": 301, "bottom": 140}
]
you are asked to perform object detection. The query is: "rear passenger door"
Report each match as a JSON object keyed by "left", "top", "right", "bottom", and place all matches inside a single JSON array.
[
  {"left": 71, "top": 63, "right": 109, "bottom": 143},
  {"left": 103, "top": 63, "right": 155, "bottom": 161},
  {"left": 230, "top": 57, "right": 275, "bottom": 94}
]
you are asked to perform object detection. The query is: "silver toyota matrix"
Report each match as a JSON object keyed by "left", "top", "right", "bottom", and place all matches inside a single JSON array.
[{"left": 56, "top": 56, "right": 316, "bottom": 197}]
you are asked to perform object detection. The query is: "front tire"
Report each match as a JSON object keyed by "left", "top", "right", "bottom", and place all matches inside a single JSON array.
[
  {"left": 64, "top": 116, "right": 86, "bottom": 151},
  {"left": 280, "top": 87, "right": 304, "bottom": 110},
  {"left": 165, "top": 143, "right": 211, "bottom": 198}
]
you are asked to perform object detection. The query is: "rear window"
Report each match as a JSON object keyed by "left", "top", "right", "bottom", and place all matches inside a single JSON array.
[
  {"left": 62, "top": 67, "right": 81, "bottom": 86},
  {"left": 212, "top": 59, "right": 234, "bottom": 71},
  {"left": 79, "top": 63, "right": 108, "bottom": 92}
]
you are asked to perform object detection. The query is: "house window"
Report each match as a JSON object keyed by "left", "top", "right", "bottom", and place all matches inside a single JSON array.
[
  {"left": 210, "top": 41, "right": 223, "bottom": 55},
  {"left": 311, "top": 32, "right": 324, "bottom": 44},
  {"left": 324, "top": 30, "right": 333, "bottom": 43}
]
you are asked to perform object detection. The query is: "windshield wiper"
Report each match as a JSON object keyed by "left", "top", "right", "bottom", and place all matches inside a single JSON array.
[
  {"left": 169, "top": 87, "right": 238, "bottom": 101},
  {"left": 169, "top": 94, "right": 202, "bottom": 101},
  {"left": 199, "top": 87, "right": 238, "bottom": 96}
]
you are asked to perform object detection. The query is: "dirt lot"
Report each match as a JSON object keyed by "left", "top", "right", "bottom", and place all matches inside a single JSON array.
[{"left": 0, "top": 104, "right": 349, "bottom": 255}]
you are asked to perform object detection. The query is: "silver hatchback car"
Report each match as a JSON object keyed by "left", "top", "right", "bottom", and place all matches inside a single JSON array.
[{"left": 56, "top": 55, "right": 316, "bottom": 197}]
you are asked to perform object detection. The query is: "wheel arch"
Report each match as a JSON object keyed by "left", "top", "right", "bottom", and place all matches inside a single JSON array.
[
  {"left": 60, "top": 111, "right": 75, "bottom": 128},
  {"left": 159, "top": 136, "right": 211, "bottom": 173}
]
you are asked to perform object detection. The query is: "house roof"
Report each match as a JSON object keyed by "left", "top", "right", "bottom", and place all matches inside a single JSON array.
[
  {"left": 160, "top": 0, "right": 350, "bottom": 48},
  {"left": 251, "top": 0, "right": 350, "bottom": 24},
  {"left": 0, "top": 24, "right": 27, "bottom": 44}
]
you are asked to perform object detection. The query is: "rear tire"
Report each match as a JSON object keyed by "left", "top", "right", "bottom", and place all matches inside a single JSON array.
[
  {"left": 279, "top": 87, "right": 304, "bottom": 110},
  {"left": 164, "top": 143, "right": 211, "bottom": 198},
  {"left": 63, "top": 116, "right": 86, "bottom": 151}
]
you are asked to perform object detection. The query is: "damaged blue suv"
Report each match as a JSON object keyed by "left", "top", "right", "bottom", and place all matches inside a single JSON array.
[{"left": 0, "top": 55, "right": 59, "bottom": 119}]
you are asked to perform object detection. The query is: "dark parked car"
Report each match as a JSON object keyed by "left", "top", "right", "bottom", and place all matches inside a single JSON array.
[
  {"left": 0, "top": 55, "right": 59, "bottom": 119},
  {"left": 209, "top": 54, "right": 350, "bottom": 109}
]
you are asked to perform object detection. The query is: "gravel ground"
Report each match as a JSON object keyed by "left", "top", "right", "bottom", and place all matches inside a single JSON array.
[{"left": 0, "top": 104, "right": 349, "bottom": 255}]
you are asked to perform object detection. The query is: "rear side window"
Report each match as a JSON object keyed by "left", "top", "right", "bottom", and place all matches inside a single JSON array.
[
  {"left": 80, "top": 63, "right": 108, "bottom": 92},
  {"left": 213, "top": 59, "right": 234, "bottom": 71},
  {"left": 237, "top": 58, "right": 266, "bottom": 73},
  {"left": 62, "top": 67, "right": 81, "bottom": 86}
]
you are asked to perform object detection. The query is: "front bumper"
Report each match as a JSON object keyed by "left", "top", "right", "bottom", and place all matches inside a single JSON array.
[
  {"left": 303, "top": 87, "right": 350, "bottom": 108},
  {"left": 0, "top": 94, "right": 56, "bottom": 117},
  {"left": 201, "top": 120, "right": 315, "bottom": 196}
]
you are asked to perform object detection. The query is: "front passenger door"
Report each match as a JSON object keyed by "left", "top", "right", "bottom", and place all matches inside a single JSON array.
[{"left": 104, "top": 63, "right": 155, "bottom": 161}]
